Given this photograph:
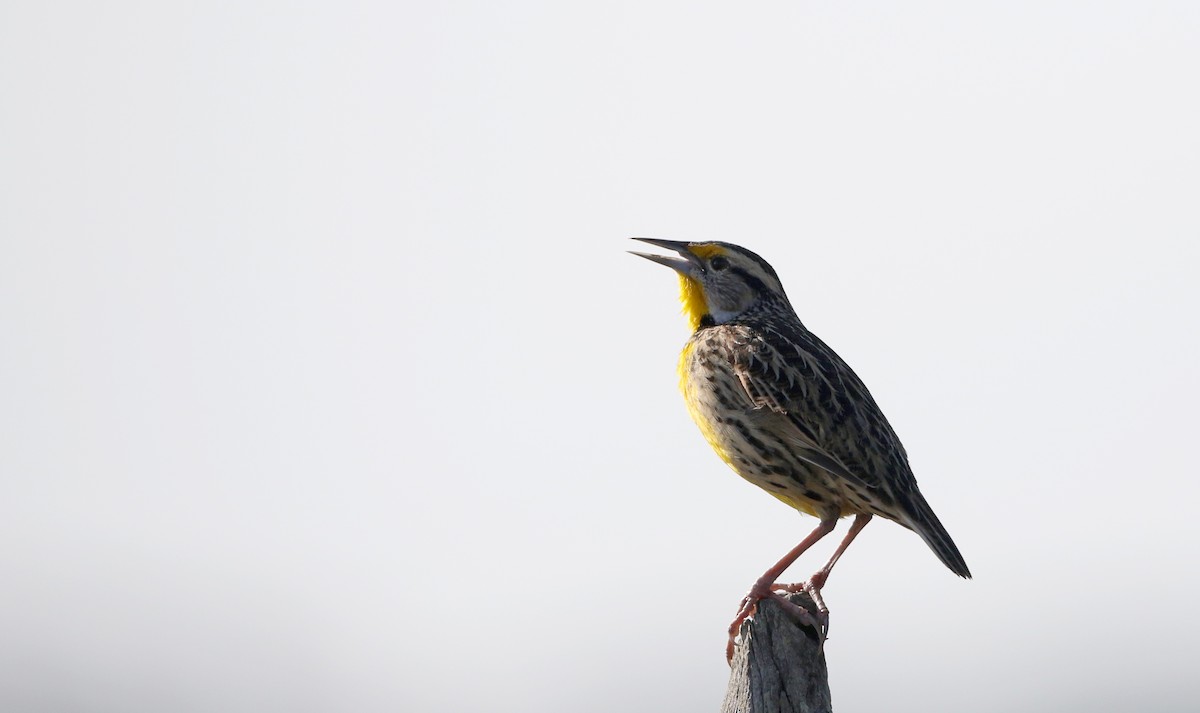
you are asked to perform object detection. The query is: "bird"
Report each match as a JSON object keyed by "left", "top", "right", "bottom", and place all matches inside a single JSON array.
[{"left": 630, "top": 238, "right": 970, "bottom": 662}]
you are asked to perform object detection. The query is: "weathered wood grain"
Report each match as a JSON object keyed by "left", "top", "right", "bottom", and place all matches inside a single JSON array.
[{"left": 721, "top": 592, "right": 832, "bottom": 713}]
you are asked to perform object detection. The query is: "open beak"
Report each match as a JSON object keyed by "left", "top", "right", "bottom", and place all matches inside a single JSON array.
[{"left": 628, "top": 238, "right": 704, "bottom": 278}]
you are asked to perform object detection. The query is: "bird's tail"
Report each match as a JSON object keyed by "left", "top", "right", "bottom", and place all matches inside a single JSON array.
[{"left": 900, "top": 492, "right": 971, "bottom": 578}]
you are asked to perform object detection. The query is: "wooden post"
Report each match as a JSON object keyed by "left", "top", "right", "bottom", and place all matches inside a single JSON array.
[{"left": 721, "top": 592, "right": 832, "bottom": 713}]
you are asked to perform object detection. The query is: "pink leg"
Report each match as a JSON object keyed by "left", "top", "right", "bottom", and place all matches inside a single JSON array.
[
  {"left": 726, "top": 517, "right": 837, "bottom": 662},
  {"left": 809, "top": 513, "right": 872, "bottom": 590},
  {"left": 778, "top": 513, "right": 873, "bottom": 640}
]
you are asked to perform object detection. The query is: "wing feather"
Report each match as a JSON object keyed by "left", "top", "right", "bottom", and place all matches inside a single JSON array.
[{"left": 723, "top": 321, "right": 914, "bottom": 496}]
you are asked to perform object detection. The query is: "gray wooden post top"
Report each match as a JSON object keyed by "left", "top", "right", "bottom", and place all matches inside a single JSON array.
[{"left": 721, "top": 592, "right": 832, "bottom": 713}]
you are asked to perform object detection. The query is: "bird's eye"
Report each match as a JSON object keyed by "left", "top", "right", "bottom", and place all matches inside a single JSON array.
[{"left": 710, "top": 256, "right": 730, "bottom": 271}]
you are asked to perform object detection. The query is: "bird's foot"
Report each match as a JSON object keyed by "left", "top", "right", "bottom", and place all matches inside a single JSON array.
[
  {"left": 726, "top": 583, "right": 824, "bottom": 663},
  {"left": 772, "top": 575, "right": 831, "bottom": 649}
]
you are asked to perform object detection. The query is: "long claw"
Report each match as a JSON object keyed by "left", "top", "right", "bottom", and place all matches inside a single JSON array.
[
  {"left": 802, "top": 579, "right": 829, "bottom": 617},
  {"left": 769, "top": 585, "right": 831, "bottom": 649},
  {"left": 726, "top": 589, "right": 830, "bottom": 664},
  {"left": 770, "top": 591, "right": 822, "bottom": 633},
  {"left": 726, "top": 593, "right": 763, "bottom": 663}
]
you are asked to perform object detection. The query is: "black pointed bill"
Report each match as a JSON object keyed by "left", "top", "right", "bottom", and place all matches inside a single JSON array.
[{"left": 628, "top": 237, "right": 704, "bottom": 278}]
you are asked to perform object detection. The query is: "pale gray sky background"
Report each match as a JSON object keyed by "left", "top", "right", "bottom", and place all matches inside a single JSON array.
[{"left": 2, "top": 1, "right": 1198, "bottom": 711}]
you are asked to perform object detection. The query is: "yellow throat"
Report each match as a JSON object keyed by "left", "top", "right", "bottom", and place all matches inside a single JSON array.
[
  {"left": 675, "top": 243, "right": 725, "bottom": 330},
  {"left": 677, "top": 274, "right": 709, "bottom": 331}
]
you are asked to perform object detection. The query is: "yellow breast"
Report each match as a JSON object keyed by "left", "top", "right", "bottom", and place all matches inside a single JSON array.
[
  {"left": 677, "top": 339, "right": 826, "bottom": 517},
  {"left": 677, "top": 340, "right": 736, "bottom": 467}
]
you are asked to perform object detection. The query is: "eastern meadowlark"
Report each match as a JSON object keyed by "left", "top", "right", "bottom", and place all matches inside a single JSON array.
[{"left": 631, "top": 238, "right": 970, "bottom": 661}]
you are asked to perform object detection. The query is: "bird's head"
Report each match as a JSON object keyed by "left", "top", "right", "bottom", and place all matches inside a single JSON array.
[{"left": 630, "top": 238, "right": 792, "bottom": 331}]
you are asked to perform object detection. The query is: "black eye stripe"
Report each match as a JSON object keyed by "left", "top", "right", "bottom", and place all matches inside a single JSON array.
[
  {"left": 706, "top": 242, "right": 780, "bottom": 282},
  {"left": 729, "top": 266, "right": 768, "bottom": 293}
]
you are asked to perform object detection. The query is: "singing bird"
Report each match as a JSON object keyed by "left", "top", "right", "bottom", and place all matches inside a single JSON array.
[{"left": 631, "top": 238, "right": 970, "bottom": 661}]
